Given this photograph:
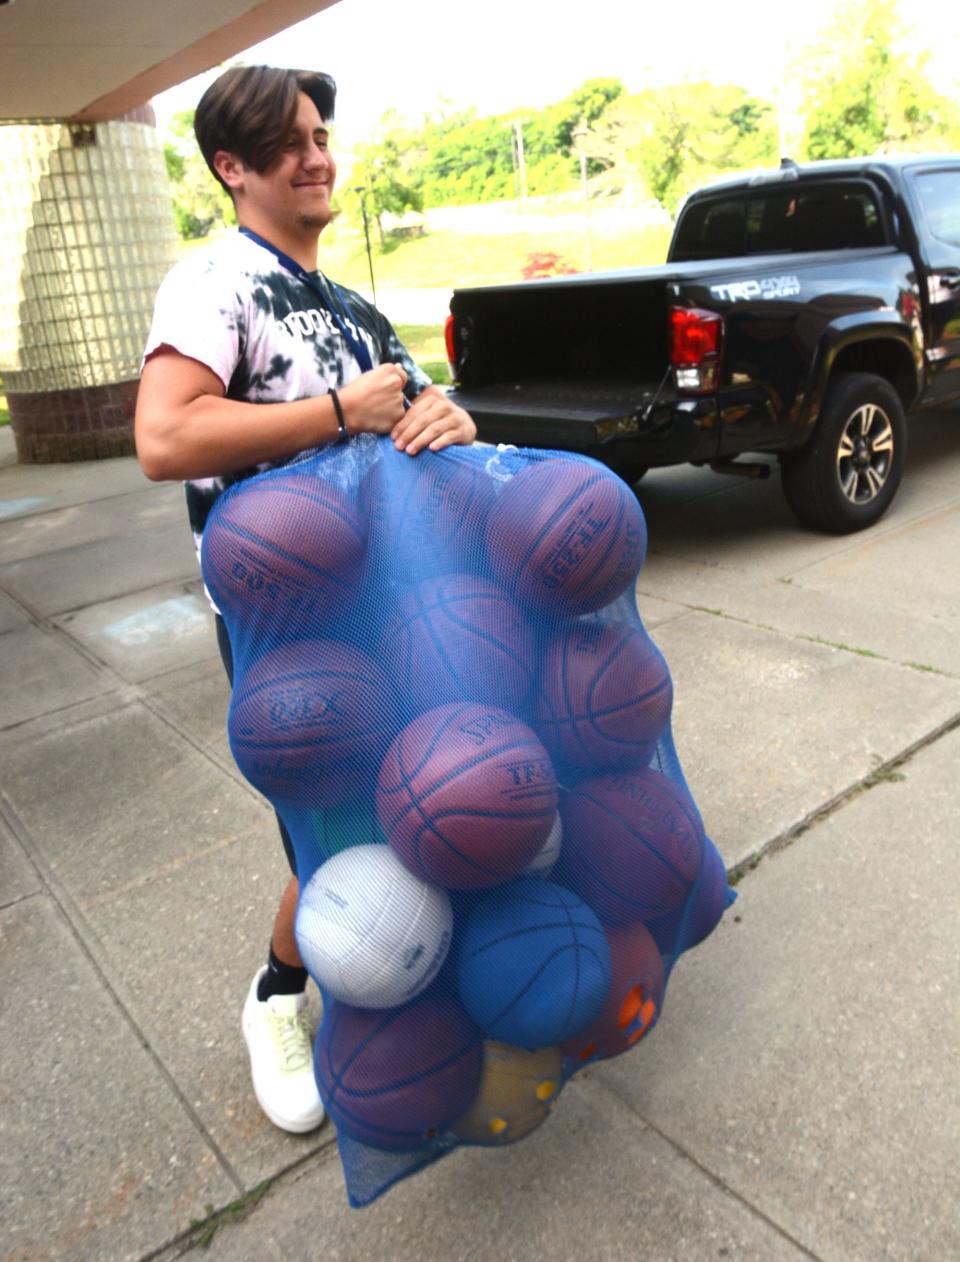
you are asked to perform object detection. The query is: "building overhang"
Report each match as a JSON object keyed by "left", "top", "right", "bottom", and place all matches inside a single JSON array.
[{"left": 0, "top": 0, "right": 340, "bottom": 123}]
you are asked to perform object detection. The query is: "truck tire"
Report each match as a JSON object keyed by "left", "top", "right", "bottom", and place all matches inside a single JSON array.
[{"left": 780, "top": 372, "right": 906, "bottom": 534}]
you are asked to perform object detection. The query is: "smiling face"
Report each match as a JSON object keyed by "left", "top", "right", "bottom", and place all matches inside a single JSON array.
[{"left": 216, "top": 90, "right": 337, "bottom": 250}]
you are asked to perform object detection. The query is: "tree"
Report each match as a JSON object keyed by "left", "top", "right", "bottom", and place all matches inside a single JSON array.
[
  {"left": 367, "top": 75, "right": 777, "bottom": 216},
  {"left": 418, "top": 79, "right": 627, "bottom": 207},
  {"left": 162, "top": 111, "right": 235, "bottom": 239},
  {"left": 343, "top": 111, "right": 426, "bottom": 245},
  {"left": 421, "top": 110, "right": 515, "bottom": 206},
  {"left": 619, "top": 83, "right": 777, "bottom": 212},
  {"left": 800, "top": 0, "right": 960, "bottom": 159}
]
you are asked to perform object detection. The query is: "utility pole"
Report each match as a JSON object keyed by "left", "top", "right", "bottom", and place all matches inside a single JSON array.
[
  {"left": 571, "top": 118, "right": 593, "bottom": 272},
  {"left": 505, "top": 121, "right": 519, "bottom": 199},
  {"left": 513, "top": 119, "right": 527, "bottom": 202}
]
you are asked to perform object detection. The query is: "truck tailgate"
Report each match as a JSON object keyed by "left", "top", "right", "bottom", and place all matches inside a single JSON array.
[{"left": 448, "top": 379, "right": 660, "bottom": 448}]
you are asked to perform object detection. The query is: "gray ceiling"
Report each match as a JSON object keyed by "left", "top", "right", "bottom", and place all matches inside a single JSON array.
[{"left": 0, "top": 0, "right": 339, "bottom": 122}]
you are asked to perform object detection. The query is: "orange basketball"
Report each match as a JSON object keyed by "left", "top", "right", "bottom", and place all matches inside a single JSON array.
[
  {"left": 559, "top": 766, "right": 703, "bottom": 922},
  {"left": 376, "top": 703, "right": 558, "bottom": 889},
  {"left": 535, "top": 620, "right": 672, "bottom": 769},
  {"left": 201, "top": 470, "right": 365, "bottom": 625},
  {"left": 486, "top": 459, "right": 646, "bottom": 616},
  {"left": 229, "top": 638, "right": 396, "bottom": 807}
]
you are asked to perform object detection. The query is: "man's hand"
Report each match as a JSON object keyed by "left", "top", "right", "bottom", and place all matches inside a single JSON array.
[
  {"left": 389, "top": 386, "right": 477, "bottom": 455},
  {"left": 338, "top": 363, "right": 409, "bottom": 433}
]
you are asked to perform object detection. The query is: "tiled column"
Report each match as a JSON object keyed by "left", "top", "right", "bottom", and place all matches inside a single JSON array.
[{"left": 0, "top": 106, "right": 179, "bottom": 462}]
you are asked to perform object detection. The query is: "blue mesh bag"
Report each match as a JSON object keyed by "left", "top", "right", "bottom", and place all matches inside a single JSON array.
[{"left": 201, "top": 435, "right": 735, "bottom": 1207}]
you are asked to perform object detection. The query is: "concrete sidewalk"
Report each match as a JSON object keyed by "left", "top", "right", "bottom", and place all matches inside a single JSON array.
[{"left": 1, "top": 412, "right": 958, "bottom": 1261}]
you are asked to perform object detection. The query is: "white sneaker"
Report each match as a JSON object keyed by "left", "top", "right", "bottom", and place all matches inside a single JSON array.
[{"left": 241, "top": 968, "right": 325, "bottom": 1134}]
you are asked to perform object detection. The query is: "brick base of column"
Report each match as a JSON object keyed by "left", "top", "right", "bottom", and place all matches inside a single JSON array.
[{"left": 8, "top": 379, "right": 140, "bottom": 463}]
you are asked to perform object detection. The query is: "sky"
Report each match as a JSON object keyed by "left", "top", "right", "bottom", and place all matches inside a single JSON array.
[{"left": 152, "top": 0, "right": 960, "bottom": 153}]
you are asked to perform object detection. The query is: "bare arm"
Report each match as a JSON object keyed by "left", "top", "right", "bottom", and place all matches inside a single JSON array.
[{"left": 134, "top": 347, "right": 411, "bottom": 481}]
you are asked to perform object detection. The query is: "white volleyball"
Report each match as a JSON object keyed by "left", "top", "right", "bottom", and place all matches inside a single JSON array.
[
  {"left": 522, "top": 812, "right": 563, "bottom": 877},
  {"left": 295, "top": 844, "right": 453, "bottom": 1008}
]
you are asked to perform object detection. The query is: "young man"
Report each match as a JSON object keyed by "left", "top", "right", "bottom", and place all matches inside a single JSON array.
[{"left": 136, "top": 65, "right": 476, "bottom": 1134}]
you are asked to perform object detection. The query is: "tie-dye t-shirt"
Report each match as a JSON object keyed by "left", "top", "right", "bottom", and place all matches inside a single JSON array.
[{"left": 142, "top": 231, "right": 431, "bottom": 550}]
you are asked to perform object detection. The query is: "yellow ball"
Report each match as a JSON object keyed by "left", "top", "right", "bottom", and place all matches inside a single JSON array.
[{"left": 451, "top": 1040, "right": 563, "bottom": 1146}]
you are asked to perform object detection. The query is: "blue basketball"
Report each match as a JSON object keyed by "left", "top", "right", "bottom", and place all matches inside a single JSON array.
[{"left": 456, "top": 878, "right": 612, "bottom": 1050}]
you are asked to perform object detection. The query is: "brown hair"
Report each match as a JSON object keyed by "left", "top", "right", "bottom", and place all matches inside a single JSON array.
[{"left": 194, "top": 66, "right": 337, "bottom": 193}]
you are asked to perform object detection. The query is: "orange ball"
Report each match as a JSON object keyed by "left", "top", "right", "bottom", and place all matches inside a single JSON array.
[{"left": 560, "top": 920, "right": 665, "bottom": 1063}]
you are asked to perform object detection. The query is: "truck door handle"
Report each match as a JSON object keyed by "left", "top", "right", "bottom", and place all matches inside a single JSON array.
[{"left": 941, "top": 273, "right": 960, "bottom": 290}]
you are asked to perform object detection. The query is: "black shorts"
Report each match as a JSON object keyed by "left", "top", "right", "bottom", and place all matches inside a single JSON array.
[{"left": 215, "top": 615, "right": 298, "bottom": 877}]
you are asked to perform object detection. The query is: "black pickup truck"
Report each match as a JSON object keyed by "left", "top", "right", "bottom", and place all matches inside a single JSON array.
[{"left": 445, "top": 156, "right": 960, "bottom": 532}]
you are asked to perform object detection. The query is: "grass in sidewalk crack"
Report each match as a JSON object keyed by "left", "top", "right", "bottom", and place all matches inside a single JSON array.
[{"left": 188, "top": 1180, "right": 273, "bottom": 1250}]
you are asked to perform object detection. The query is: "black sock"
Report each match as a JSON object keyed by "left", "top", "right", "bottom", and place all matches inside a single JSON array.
[{"left": 258, "top": 946, "right": 308, "bottom": 1001}]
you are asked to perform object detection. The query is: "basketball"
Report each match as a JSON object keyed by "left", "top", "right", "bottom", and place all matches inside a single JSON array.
[
  {"left": 376, "top": 703, "right": 558, "bottom": 890},
  {"left": 314, "top": 990, "right": 483, "bottom": 1150},
  {"left": 485, "top": 458, "right": 647, "bottom": 616},
  {"left": 456, "top": 878, "right": 612, "bottom": 1049},
  {"left": 360, "top": 448, "right": 495, "bottom": 580},
  {"left": 228, "top": 638, "right": 396, "bottom": 807},
  {"left": 535, "top": 620, "right": 673, "bottom": 769},
  {"left": 380, "top": 573, "right": 536, "bottom": 714},
  {"left": 560, "top": 919, "right": 665, "bottom": 1064},
  {"left": 559, "top": 767, "right": 704, "bottom": 923},
  {"left": 645, "top": 837, "right": 734, "bottom": 958},
  {"left": 452, "top": 1041, "right": 563, "bottom": 1146},
  {"left": 295, "top": 845, "right": 453, "bottom": 1008},
  {"left": 522, "top": 811, "right": 563, "bottom": 877},
  {"left": 201, "top": 470, "right": 365, "bottom": 626}
]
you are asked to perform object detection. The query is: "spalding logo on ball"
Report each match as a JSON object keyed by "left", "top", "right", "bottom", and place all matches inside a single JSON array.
[{"left": 376, "top": 702, "right": 559, "bottom": 890}]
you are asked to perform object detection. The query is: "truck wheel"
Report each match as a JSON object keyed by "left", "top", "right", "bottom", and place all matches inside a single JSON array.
[{"left": 780, "top": 373, "right": 906, "bottom": 534}]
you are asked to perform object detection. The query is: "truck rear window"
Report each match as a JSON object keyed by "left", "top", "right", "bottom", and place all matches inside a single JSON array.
[
  {"left": 914, "top": 170, "right": 960, "bottom": 246},
  {"left": 672, "top": 183, "right": 885, "bottom": 260}
]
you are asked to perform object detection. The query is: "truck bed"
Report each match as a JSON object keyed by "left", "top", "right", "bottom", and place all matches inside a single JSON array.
[{"left": 450, "top": 272, "right": 674, "bottom": 390}]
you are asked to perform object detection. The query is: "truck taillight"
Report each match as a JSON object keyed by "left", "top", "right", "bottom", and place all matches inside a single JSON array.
[
  {"left": 445, "top": 313, "right": 459, "bottom": 383},
  {"left": 669, "top": 306, "right": 723, "bottom": 392}
]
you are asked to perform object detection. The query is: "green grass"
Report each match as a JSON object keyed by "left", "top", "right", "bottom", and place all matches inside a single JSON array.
[
  {"left": 0, "top": 391, "right": 8, "bottom": 425},
  {"left": 186, "top": 207, "right": 672, "bottom": 293},
  {"left": 188, "top": 1180, "right": 274, "bottom": 1249},
  {"left": 320, "top": 219, "right": 672, "bottom": 291},
  {"left": 420, "top": 360, "right": 452, "bottom": 384},
  {"left": 393, "top": 324, "right": 451, "bottom": 384}
]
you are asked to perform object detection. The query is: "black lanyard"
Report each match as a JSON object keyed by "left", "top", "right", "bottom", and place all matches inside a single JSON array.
[{"left": 239, "top": 227, "right": 374, "bottom": 374}]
